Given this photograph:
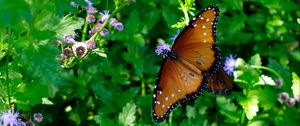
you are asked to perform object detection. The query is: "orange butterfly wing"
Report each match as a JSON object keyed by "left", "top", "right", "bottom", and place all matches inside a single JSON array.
[
  {"left": 152, "top": 59, "right": 206, "bottom": 122},
  {"left": 206, "top": 70, "right": 233, "bottom": 94},
  {"left": 153, "top": 5, "right": 221, "bottom": 122},
  {"left": 172, "top": 5, "right": 221, "bottom": 72}
]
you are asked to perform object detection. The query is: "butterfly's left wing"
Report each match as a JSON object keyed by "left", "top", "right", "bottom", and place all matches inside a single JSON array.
[
  {"left": 206, "top": 69, "right": 232, "bottom": 94},
  {"left": 152, "top": 59, "right": 206, "bottom": 122}
]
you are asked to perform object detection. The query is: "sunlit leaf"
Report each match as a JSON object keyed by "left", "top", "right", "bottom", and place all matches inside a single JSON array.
[
  {"left": 255, "top": 75, "right": 276, "bottom": 86},
  {"left": 119, "top": 102, "right": 137, "bottom": 126},
  {"left": 238, "top": 94, "right": 259, "bottom": 120},
  {"left": 292, "top": 72, "right": 300, "bottom": 97}
]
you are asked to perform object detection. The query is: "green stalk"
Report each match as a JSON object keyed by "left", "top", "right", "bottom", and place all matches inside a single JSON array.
[
  {"left": 5, "top": 29, "right": 11, "bottom": 108},
  {"left": 241, "top": 111, "right": 245, "bottom": 125},
  {"left": 141, "top": 80, "right": 145, "bottom": 96},
  {"left": 81, "top": 21, "right": 88, "bottom": 42},
  {"left": 250, "top": 65, "right": 284, "bottom": 84}
]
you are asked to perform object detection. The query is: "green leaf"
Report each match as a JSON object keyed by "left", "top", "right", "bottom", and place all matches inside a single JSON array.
[
  {"left": 0, "top": 0, "right": 32, "bottom": 28},
  {"left": 14, "top": 81, "right": 51, "bottom": 110},
  {"left": 36, "top": 15, "right": 84, "bottom": 38},
  {"left": 186, "top": 105, "right": 196, "bottom": 119},
  {"left": 291, "top": 72, "right": 300, "bottom": 97},
  {"left": 216, "top": 96, "right": 240, "bottom": 123},
  {"left": 248, "top": 120, "right": 267, "bottom": 126},
  {"left": 238, "top": 94, "right": 259, "bottom": 120},
  {"left": 249, "top": 54, "right": 262, "bottom": 66},
  {"left": 118, "top": 102, "right": 137, "bottom": 126},
  {"left": 255, "top": 75, "right": 276, "bottom": 86},
  {"left": 268, "top": 59, "right": 293, "bottom": 93},
  {"left": 253, "top": 88, "right": 277, "bottom": 111}
]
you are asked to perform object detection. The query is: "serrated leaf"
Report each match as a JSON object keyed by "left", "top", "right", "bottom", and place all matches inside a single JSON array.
[
  {"left": 292, "top": 72, "right": 300, "bottom": 97},
  {"left": 255, "top": 75, "right": 276, "bottom": 86},
  {"left": 35, "top": 12, "right": 84, "bottom": 39},
  {"left": 238, "top": 95, "right": 259, "bottom": 120},
  {"left": 249, "top": 54, "right": 262, "bottom": 66},
  {"left": 118, "top": 102, "right": 136, "bottom": 126}
]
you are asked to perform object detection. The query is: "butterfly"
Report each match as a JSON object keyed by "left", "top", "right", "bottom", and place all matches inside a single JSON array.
[{"left": 152, "top": 5, "right": 233, "bottom": 123}]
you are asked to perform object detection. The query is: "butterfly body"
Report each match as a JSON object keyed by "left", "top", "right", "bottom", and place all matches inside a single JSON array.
[{"left": 152, "top": 5, "right": 232, "bottom": 123}]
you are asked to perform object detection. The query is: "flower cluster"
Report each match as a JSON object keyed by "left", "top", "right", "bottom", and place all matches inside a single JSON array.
[
  {"left": 279, "top": 92, "right": 299, "bottom": 107},
  {"left": 0, "top": 109, "right": 43, "bottom": 126},
  {"left": 58, "top": 1, "right": 124, "bottom": 68}
]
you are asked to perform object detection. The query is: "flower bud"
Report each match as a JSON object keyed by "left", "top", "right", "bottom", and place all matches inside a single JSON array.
[
  {"left": 280, "top": 92, "right": 289, "bottom": 101},
  {"left": 286, "top": 98, "right": 296, "bottom": 107},
  {"left": 63, "top": 48, "right": 72, "bottom": 56}
]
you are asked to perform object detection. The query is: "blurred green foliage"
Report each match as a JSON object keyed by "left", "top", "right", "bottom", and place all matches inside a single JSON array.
[{"left": 0, "top": 0, "right": 299, "bottom": 125}]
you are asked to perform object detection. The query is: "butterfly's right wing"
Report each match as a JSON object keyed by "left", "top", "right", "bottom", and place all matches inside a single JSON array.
[
  {"left": 172, "top": 5, "right": 221, "bottom": 72},
  {"left": 152, "top": 59, "right": 206, "bottom": 122}
]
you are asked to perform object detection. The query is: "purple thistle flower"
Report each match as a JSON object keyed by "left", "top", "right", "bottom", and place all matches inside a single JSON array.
[
  {"left": 224, "top": 55, "right": 236, "bottom": 76},
  {"left": 86, "top": 6, "right": 98, "bottom": 14},
  {"left": 86, "top": 39, "right": 96, "bottom": 49},
  {"left": 0, "top": 109, "right": 19, "bottom": 126},
  {"left": 95, "top": 22, "right": 103, "bottom": 29},
  {"left": 70, "top": 1, "right": 78, "bottom": 7},
  {"left": 113, "top": 22, "right": 124, "bottom": 31},
  {"left": 100, "top": 28, "right": 109, "bottom": 37},
  {"left": 89, "top": 28, "right": 97, "bottom": 36},
  {"left": 86, "top": 14, "right": 96, "bottom": 23},
  {"left": 109, "top": 18, "right": 118, "bottom": 25},
  {"left": 33, "top": 113, "right": 43, "bottom": 122},
  {"left": 286, "top": 98, "right": 296, "bottom": 107},
  {"left": 100, "top": 10, "right": 110, "bottom": 23},
  {"left": 63, "top": 35, "right": 77, "bottom": 44},
  {"left": 155, "top": 43, "right": 171, "bottom": 58},
  {"left": 72, "top": 42, "right": 87, "bottom": 57},
  {"left": 17, "top": 119, "right": 26, "bottom": 126},
  {"left": 280, "top": 92, "right": 289, "bottom": 101}
]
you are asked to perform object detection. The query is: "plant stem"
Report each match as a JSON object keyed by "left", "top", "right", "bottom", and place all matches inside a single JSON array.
[
  {"left": 81, "top": 21, "right": 88, "bottom": 42},
  {"left": 141, "top": 79, "right": 145, "bottom": 96},
  {"left": 241, "top": 111, "right": 245, "bottom": 125},
  {"left": 250, "top": 65, "right": 284, "bottom": 84},
  {"left": 5, "top": 29, "right": 11, "bottom": 108}
]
